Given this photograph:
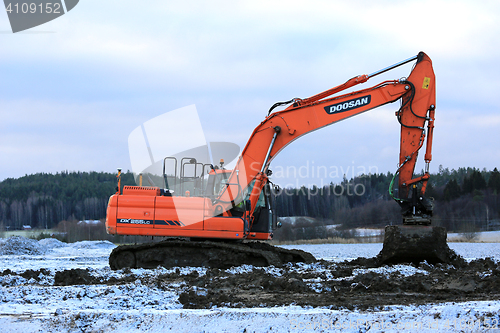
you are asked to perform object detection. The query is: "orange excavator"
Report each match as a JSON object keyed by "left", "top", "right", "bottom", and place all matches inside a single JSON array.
[{"left": 106, "top": 52, "right": 443, "bottom": 269}]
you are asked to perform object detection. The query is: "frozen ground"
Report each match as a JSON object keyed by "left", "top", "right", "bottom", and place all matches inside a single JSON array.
[{"left": 0, "top": 236, "right": 499, "bottom": 332}]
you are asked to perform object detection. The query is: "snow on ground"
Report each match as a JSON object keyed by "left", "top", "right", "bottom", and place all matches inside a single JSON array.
[
  {"left": 282, "top": 238, "right": 500, "bottom": 262},
  {"left": 448, "top": 242, "right": 500, "bottom": 261},
  {"left": 3, "top": 302, "right": 500, "bottom": 333},
  {"left": 0, "top": 237, "right": 499, "bottom": 332},
  {"left": 281, "top": 243, "right": 384, "bottom": 262},
  {"left": 0, "top": 236, "right": 115, "bottom": 273}
]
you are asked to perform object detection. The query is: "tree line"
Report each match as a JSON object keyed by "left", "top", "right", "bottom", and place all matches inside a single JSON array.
[
  {"left": 0, "top": 167, "right": 499, "bottom": 236},
  {"left": 274, "top": 166, "right": 500, "bottom": 234},
  {"left": 0, "top": 171, "right": 135, "bottom": 230}
]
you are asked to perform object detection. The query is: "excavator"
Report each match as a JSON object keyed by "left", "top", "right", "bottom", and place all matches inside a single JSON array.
[{"left": 106, "top": 51, "right": 449, "bottom": 270}]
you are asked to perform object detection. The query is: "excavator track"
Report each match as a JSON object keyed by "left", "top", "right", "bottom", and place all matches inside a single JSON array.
[{"left": 109, "top": 240, "right": 316, "bottom": 270}]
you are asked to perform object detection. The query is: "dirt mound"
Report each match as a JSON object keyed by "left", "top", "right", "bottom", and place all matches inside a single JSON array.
[
  {"left": 0, "top": 236, "right": 46, "bottom": 255},
  {"left": 44, "top": 253, "right": 500, "bottom": 310},
  {"left": 0, "top": 268, "right": 50, "bottom": 280},
  {"left": 54, "top": 269, "right": 100, "bottom": 286},
  {"left": 178, "top": 267, "right": 311, "bottom": 309},
  {"left": 175, "top": 257, "right": 500, "bottom": 309}
]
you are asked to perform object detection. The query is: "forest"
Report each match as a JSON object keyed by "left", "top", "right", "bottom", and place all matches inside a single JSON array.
[
  {"left": 0, "top": 166, "right": 499, "bottom": 239},
  {"left": 0, "top": 171, "right": 135, "bottom": 231},
  {"left": 273, "top": 166, "right": 500, "bottom": 241}
]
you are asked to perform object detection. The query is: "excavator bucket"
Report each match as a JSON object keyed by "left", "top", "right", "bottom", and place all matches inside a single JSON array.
[{"left": 377, "top": 225, "right": 459, "bottom": 265}]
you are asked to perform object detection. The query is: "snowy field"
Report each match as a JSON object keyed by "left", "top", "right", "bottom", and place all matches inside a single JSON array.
[
  {"left": 281, "top": 242, "right": 500, "bottom": 263},
  {"left": 0, "top": 237, "right": 499, "bottom": 332}
]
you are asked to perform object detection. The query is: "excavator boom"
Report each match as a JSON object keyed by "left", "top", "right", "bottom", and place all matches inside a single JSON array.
[{"left": 218, "top": 52, "right": 435, "bottom": 226}]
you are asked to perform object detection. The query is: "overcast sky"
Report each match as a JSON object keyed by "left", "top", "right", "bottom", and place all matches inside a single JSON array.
[{"left": 1, "top": 0, "right": 499, "bottom": 187}]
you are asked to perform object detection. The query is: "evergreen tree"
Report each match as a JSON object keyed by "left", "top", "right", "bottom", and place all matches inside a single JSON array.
[
  {"left": 462, "top": 169, "right": 486, "bottom": 193},
  {"left": 488, "top": 167, "right": 500, "bottom": 193},
  {"left": 443, "top": 179, "right": 460, "bottom": 201}
]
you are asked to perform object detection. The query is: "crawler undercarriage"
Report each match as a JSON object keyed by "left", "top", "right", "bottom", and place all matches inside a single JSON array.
[{"left": 109, "top": 239, "right": 316, "bottom": 270}]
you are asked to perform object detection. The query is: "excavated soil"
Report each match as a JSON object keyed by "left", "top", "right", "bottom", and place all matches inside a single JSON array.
[
  {"left": 5, "top": 235, "right": 497, "bottom": 310},
  {"left": 48, "top": 256, "right": 500, "bottom": 310},
  {"left": 176, "top": 258, "right": 500, "bottom": 309}
]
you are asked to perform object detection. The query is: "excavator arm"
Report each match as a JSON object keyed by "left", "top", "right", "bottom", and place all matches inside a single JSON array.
[{"left": 219, "top": 52, "right": 435, "bottom": 226}]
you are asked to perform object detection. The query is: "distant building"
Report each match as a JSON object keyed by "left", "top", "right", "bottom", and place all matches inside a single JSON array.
[{"left": 22, "top": 225, "right": 32, "bottom": 230}]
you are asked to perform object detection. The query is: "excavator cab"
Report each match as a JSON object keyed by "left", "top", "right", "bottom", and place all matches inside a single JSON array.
[
  {"left": 162, "top": 156, "right": 236, "bottom": 200},
  {"left": 204, "top": 168, "right": 231, "bottom": 199},
  {"left": 161, "top": 156, "right": 209, "bottom": 197},
  {"left": 245, "top": 183, "right": 279, "bottom": 235}
]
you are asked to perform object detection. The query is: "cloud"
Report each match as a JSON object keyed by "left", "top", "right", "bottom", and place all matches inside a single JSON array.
[{"left": 0, "top": 0, "right": 499, "bottom": 182}]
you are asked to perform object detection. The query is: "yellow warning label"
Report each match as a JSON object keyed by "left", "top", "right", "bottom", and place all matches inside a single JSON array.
[{"left": 422, "top": 77, "right": 431, "bottom": 89}]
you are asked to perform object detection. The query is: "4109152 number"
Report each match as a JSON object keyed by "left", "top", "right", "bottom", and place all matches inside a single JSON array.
[{"left": 5, "top": 2, "right": 61, "bottom": 14}]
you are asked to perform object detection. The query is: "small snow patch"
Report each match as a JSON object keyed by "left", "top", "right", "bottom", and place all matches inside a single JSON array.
[
  {"left": 225, "top": 265, "right": 255, "bottom": 275},
  {"left": 353, "top": 265, "right": 429, "bottom": 277}
]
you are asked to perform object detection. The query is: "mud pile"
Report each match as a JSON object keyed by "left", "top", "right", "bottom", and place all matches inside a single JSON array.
[
  {"left": 47, "top": 256, "right": 500, "bottom": 310},
  {"left": 176, "top": 258, "right": 500, "bottom": 309},
  {"left": 54, "top": 269, "right": 100, "bottom": 286}
]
